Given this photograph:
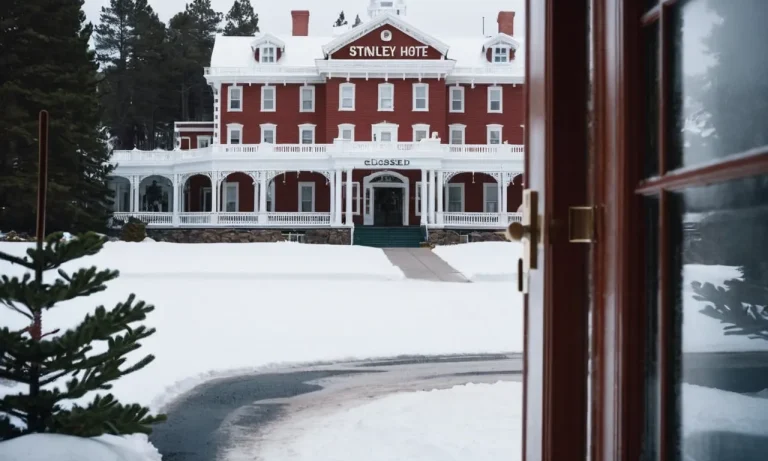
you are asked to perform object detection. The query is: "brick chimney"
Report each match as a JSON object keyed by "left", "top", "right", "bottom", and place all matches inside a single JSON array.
[
  {"left": 291, "top": 10, "right": 310, "bottom": 36},
  {"left": 497, "top": 11, "right": 515, "bottom": 36}
]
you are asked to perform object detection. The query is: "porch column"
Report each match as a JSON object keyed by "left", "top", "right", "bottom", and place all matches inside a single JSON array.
[
  {"left": 436, "top": 171, "right": 444, "bottom": 226},
  {"left": 172, "top": 175, "right": 180, "bottom": 227},
  {"left": 345, "top": 169, "right": 353, "bottom": 226},
  {"left": 334, "top": 169, "right": 343, "bottom": 225},
  {"left": 497, "top": 174, "right": 504, "bottom": 215},
  {"left": 501, "top": 174, "right": 509, "bottom": 214},
  {"left": 259, "top": 173, "right": 267, "bottom": 224},
  {"left": 253, "top": 175, "right": 259, "bottom": 213},
  {"left": 420, "top": 169, "right": 428, "bottom": 225},
  {"left": 429, "top": 170, "right": 436, "bottom": 224},
  {"left": 131, "top": 176, "right": 139, "bottom": 212},
  {"left": 210, "top": 172, "right": 218, "bottom": 224}
]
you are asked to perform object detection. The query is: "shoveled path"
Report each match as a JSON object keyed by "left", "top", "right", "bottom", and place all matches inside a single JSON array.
[{"left": 383, "top": 247, "right": 469, "bottom": 282}]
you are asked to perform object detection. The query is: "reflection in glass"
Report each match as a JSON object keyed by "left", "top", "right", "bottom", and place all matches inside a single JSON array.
[
  {"left": 643, "top": 22, "right": 659, "bottom": 178},
  {"left": 669, "top": 0, "right": 768, "bottom": 169},
  {"left": 673, "top": 175, "right": 768, "bottom": 461},
  {"left": 643, "top": 196, "right": 660, "bottom": 459}
]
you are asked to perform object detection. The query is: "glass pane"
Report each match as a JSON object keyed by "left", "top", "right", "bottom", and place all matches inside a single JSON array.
[
  {"left": 301, "top": 186, "right": 312, "bottom": 201},
  {"left": 301, "top": 130, "right": 313, "bottom": 144},
  {"left": 669, "top": 0, "right": 768, "bottom": 170},
  {"left": 643, "top": 196, "right": 661, "bottom": 460},
  {"left": 644, "top": 22, "right": 659, "bottom": 178},
  {"left": 671, "top": 174, "right": 768, "bottom": 460},
  {"left": 380, "top": 132, "right": 392, "bottom": 141}
]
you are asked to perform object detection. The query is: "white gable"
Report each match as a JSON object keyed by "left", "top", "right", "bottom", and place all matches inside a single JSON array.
[{"left": 321, "top": 12, "right": 450, "bottom": 57}]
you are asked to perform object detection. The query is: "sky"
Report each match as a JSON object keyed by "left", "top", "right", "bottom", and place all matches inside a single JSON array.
[{"left": 81, "top": 0, "right": 527, "bottom": 38}]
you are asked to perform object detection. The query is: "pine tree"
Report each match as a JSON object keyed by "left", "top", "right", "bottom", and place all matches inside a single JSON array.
[
  {"left": 167, "top": 0, "right": 222, "bottom": 121},
  {"left": 0, "top": 0, "right": 114, "bottom": 235},
  {"left": 334, "top": 11, "right": 348, "bottom": 27},
  {"left": 223, "top": 0, "right": 259, "bottom": 36},
  {"left": 353, "top": 14, "right": 362, "bottom": 27},
  {"left": 0, "top": 231, "right": 166, "bottom": 440}
]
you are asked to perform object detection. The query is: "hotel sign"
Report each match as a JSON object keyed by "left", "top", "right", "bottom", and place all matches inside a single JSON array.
[
  {"left": 348, "top": 45, "right": 430, "bottom": 58},
  {"left": 364, "top": 159, "right": 411, "bottom": 166}
]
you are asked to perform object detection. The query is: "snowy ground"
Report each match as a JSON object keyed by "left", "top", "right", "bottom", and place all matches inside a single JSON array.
[
  {"left": 2, "top": 240, "right": 766, "bottom": 461},
  {"left": 0, "top": 241, "right": 522, "bottom": 413},
  {"left": 432, "top": 241, "right": 521, "bottom": 282}
]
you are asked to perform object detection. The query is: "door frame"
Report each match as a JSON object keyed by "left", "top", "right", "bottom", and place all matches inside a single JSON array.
[
  {"left": 524, "top": 1, "right": 591, "bottom": 460},
  {"left": 362, "top": 170, "right": 409, "bottom": 226}
]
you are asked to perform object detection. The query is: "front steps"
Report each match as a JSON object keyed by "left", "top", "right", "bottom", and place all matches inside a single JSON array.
[{"left": 353, "top": 226, "right": 425, "bottom": 248}]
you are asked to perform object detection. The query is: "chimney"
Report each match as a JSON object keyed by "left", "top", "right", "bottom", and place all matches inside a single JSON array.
[
  {"left": 497, "top": 11, "right": 515, "bottom": 36},
  {"left": 291, "top": 10, "right": 310, "bottom": 36}
]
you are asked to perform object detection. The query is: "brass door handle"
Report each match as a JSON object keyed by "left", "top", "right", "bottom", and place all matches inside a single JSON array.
[
  {"left": 506, "top": 222, "right": 532, "bottom": 242},
  {"left": 506, "top": 189, "right": 540, "bottom": 293}
]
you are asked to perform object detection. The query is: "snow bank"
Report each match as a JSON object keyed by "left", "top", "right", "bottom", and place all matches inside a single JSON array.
[
  {"left": 0, "top": 242, "right": 521, "bottom": 412},
  {"left": 0, "top": 241, "right": 404, "bottom": 280},
  {"left": 432, "top": 242, "right": 521, "bottom": 281},
  {"left": 0, "top": 433, "right": 161, "bottom": 461},
  {"left": 253, "top": 381, "right": 523, "bottom": 461}
]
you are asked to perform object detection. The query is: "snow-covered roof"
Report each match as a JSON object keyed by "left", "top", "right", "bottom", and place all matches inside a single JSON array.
[{"left": 208, "top": 13, "right": 525, "bottom": 81}]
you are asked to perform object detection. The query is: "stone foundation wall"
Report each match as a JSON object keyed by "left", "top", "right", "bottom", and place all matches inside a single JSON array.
[
  {"left": 427, "top": 229, "right": 507, "bottom": 246},
  {"left": 145, "top": 228, "right": 351, "bottom": 244}
]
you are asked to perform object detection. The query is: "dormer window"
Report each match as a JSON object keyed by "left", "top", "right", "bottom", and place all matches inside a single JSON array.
[
  {"left": 260, "top": 46, "right": 276, "bottom": 63},
  {"left": 493, "top": 46, "right": 509, "bottom": 63}
]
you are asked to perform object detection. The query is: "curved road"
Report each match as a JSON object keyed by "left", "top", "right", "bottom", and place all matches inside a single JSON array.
[{"left": 149, "top": 353, "right": 522, "bottom": 461}]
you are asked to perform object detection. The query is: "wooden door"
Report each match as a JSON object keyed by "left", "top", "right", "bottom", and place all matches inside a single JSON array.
[
  {"left": 592, "top": 0, "right": 768, "bottom": 460},
  {"left": 523, "top": 1, "right": 592, "bottom": 460}
]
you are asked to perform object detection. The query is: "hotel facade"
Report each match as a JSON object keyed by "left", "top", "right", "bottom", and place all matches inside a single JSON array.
[{"left": 107, "top": 0, "right": 525, "bottom": 236}]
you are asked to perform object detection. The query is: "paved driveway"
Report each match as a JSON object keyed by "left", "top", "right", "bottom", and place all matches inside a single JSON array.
[{"left": 383, "top": 248, "right": 469, "bottom": 282}]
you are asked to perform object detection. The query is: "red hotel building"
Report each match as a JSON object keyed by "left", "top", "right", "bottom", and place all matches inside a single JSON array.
[{"left": 108, "top": 0, "right": 525, "bottom": 237}]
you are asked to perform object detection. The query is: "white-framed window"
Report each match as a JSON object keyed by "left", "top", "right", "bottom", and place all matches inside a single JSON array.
[
  {"left": 200, "top": 187, "right": 212, "bottom": 212},
  {"left": 222, "top": 181, "right": 239, "bottom": 212},
  {"left": 448, "top": 124, "right": 466, "bottom": 145},
  {"left": 492, "top": 46, "right": 509, "bottom": 63},
  {"left": 261, "top": 85, "right": 276, "bottom": 111},
  {"left": 300, "top": 85, "right": 315, "bottom": 112},
  {"left": 197, "top": 135, "right": 212, "bottom": 148},
  {"left": 260, "top": 123, "right": 276, "bottom": 143},
  {"left": 260, "top": 45, "right": 277, "bottom": 63},
  {"left": 228, "top": 85, "right": 242, "bottom": 111},
  {"left": 449, "top": 86, "right": 464, "bottom": 113},
  {"left": 298, "top": 182, "right": 315, "bottom": 212},
  {"left": 415, "top": 181, "right": 423, "bottom": 216},
  {"left": 299, "top": 124, "right": 316, "bottom": 144},
  {"left": 487, "top": 124, "right": 503, "bottom": 144},
  {"left": 227, "top": 123, "right": 243, "bottom": 144},
  {"left": 483, "top": 183, "right": 499, "bottom": 212},
  {"left": 446, "top": 183, "right": 465, "bottom": 212},
  {"left": 378, "top": 82, "right": 394, "bottom": 111},
  {"left": 412, "top": 83, "right": 428, "bottom": 111},
  {"left": 342, "top": 181, "right": 361, "bottom": 214},
  {"left": 372, "top": 123, "right": 398, "bottom": 142},
  {"left": 488, "top": 86, "right": 503, "bottom": 113},
  {"left": 338, "top": 123, "right": 355, "bottom": 141},
  {"left": 412, "top": 124, "right": 430, "bottom": 142},
  {"left": 339, "top": 83, "right": 355, "bottom": 110}
]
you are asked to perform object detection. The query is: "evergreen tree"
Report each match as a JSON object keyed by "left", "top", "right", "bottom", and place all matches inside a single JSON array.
[
  {"left": 167, "top": 0, "right": 222, "bottom": 122},
  {"left": 223, "top": 0, "right": 259, "bottom": 36},
  {"left": 334, "top": 11, "right": 348, "bottom": 27},
  {"left": 353, "top": 14, "right": 362, "bottom": 27},
  {"left": 0, "top": 0, "right": 114, "bottom": 235},
  {"left": 0, "top": 232, "right": 166, "bottom": 440}
]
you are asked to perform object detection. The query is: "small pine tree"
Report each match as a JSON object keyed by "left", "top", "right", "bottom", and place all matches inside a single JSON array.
[
  {"left": 352, "top": 14, "right": 363, "bottom": 27},
  {"left": 334, "top": 11, "right": 348, "bottom": 27},
  {"left": 0, "top": 232, "right": 166, "bottom": 441}
]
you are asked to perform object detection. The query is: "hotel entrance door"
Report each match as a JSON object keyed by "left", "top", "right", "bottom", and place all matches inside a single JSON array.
[{"left": 373, "top": 188, "right": 404, "bottom": 226}]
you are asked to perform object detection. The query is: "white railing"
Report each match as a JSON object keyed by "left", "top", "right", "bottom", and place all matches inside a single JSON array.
[
  {"left": 113, "top": 212, "right": 173, "bottom": 225},
  {"left": 205, "top": 66, "right": 320, "bottom": 76},
  {"left": 441, "top": 212, "right": 523, "bottom": 228},
  {"left": 110, "top": 141, "right": 524, "bottom": 165},
  {"left": 113, "top": 212, "right": 333, "bottom": 228}
]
